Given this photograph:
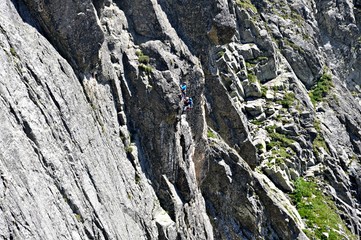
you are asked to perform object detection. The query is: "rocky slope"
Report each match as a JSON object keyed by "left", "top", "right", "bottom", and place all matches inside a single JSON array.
[{"left": 0, "top": 0, "right": 361, "bottom": 239}]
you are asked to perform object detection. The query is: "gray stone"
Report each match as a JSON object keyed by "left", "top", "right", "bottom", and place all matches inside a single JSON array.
[
  {"left": 209, "top": 9, "right": 236, "bottom": 45},
  {"left": 276, "top": 123, "right": 299, "bottom": 136},
  {"left": 242, "top": 79, "right": 263, "bottom": 98},
  {"left": 263, "top": 166, "right": 294, "bottom": 192},
  {"left": 245, "top": 99, "right": 265, "bottom": 117},
  {"left": 256, "top": 56, "right": 278, "bottom": 82},
  {"left": 237, "top": 43, "right": 260, "bottom": 60}
]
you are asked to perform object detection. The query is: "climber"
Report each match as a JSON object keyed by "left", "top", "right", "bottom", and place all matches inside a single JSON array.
[
  {"left": 180, "top": 82, "right": 187, "bottom": 99},
  {"left": 182, "top": 97, "right": 193, "bottom": 113}
]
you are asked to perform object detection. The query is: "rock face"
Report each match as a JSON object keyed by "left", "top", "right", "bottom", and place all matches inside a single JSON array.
[
  {"left": 1, "top": 0, "right": 361, "bottom": 239},
  {"left": 20, "top": 0, "right": 104, "bottom": 72}
]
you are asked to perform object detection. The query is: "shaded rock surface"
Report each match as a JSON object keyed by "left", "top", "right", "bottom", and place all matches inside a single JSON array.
[{"left": 1, "top": 0, "right": 361, "bottom": 239}]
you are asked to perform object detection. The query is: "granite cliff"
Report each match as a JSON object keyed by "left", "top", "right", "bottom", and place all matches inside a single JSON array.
[{"left": 0, "top": 0, "right": 361, "bottom": 239}]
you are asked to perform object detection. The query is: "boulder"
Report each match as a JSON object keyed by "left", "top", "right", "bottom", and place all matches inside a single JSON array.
[
  {"left": 264, "top": 165, "right": 294, "bottom": 192},
  {"left": 245, "top": 99, "right": 265, "bottom": 117},
  {"left": 237, "top": 43, "right": 261, "bottom": 60},
  {"left": 242, "top": 79, "right": 263, "bottom": 98}
]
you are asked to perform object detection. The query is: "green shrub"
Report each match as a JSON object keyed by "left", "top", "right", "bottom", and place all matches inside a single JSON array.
[
  {"left": 261, "top": 85, "right": 268, "bottom": 97},
  {"left": 138, "top": 55, "right": 149, "bottom": 64},
  {"left": 265, "top": 125, "right": 277, "bottom": 133},
  {"left": 126, "top": 146, "right": 133, "bottom": 154},
  {"left": 312, "top": 120, "right": 330, "bottom": 156},
  {"left": 256, "top": 56, "right": 268, "bottom": 62},
  {"left": 250, "top": 119, "right": 264, "bottom": 126},
  {"left": 135, "top": 50, "right": 142, "bottom": 56},
  {"left": 136, "top": 49, "right": 153, "bottom": 74},
  {"left": 230, "top": 91, "right": 238, "bottom": 98},
  {"left": 312, "top": 134, "right": 329, "bottom": 156},
  {"left": 247, "top": 56, "right": 268, "bottom": 65},
  {"left": 272, "top": 85, "right": 281, "bottom": 92},
  {"left": 302, "top": 33, "right": 310, "bottom": 40},
  {"left": 217, "top": 50, "right": 225, "bottom": 58},
  {"left": 278, "top": 9, "right": 304, "bottom": 28},
  {"left": 256, "top": 144, "right": 264, "bottom": 150},
  {"left": 314, "top": 119, "right": 321, "bottom": 132},
  {"left": 207, "top": 130, "right": 217, "bottom": 139},
  {"left": 127, "top": 193, "right": 133, "bottom": 200},
  {"left": 10, "top": 47, "right": 17, "bottom": 57},
  {"left": 266, "top": 126, "right": 294, "bottom": 154},
  {"left": 291, "top": 178, "right": 356, "bottom": 240},
  {"left": 135, "top": 173, "right": 141, "bottom": 184},
  {"left": 274, "top": 157, "right": 284, "bottom": 165},
  {"left": 248, "top": 73, "right": 258, "bottom": 83},
  {"left": 268, "top": 132, "right": 294, "bottom": 147},
  {"left": 138, "top": 64, "right": 153, "bottom": 74},
  {"left": 277, "top": 92, "right": 295, "bottom": 108},
  {"left": 272, "top": 147, "right": 292, "bottom": 159},
  {"left": 309, "top": 72, "right": 333, "bottom": 105},
  {"left": 245, "top": 61, "right": 256, "bottom": 71},
  {"left": 136, "top": 49, "right": 150, "bottom": 64},
  {"left": 283, "top": 39, "right": 304, "bottom": 53},
  {"left": 74, "top": 214, "right": 83, "bottom": 222}
]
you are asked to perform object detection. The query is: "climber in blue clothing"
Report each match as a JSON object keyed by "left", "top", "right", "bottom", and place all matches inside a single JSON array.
[{"left": 180, "top": 82, "right": 187, "bottom": 99}]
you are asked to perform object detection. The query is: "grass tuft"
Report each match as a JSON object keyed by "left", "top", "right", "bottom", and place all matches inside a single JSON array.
[
  {"left": 10, "top": 47, "right": 17, "bottom": 57},
  {"left": 291, "top": 178, "right": 357, "bottom": 240},
  {"left": 312, "top": 120, "right": 330, "bottom": 156},
  {"left": 309, "top": 72, "right": 333, "bottom": 105},
  {"left": 138, "top": 64, "right": 153, "bottom": 74},
  {"left": 267, "top": 132, "right": 294, "bottom": 149},
  {"left": 277, "top": 92, "right": 295, "bottom": 108},
  {"left": 248, "top": 73, "right": 258, "bottom": 83},
  {"left": 236, "top": 0, "right": 257, "bottom": 13},
  {"left": 136, "top": 49, "right": 153, "bottom": 74},
  {"left": 207, "top": 130, "right": 217, "bottom": 139},
  {"left": 125, "top": 146, "right": 133, "bottom": 154}
]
